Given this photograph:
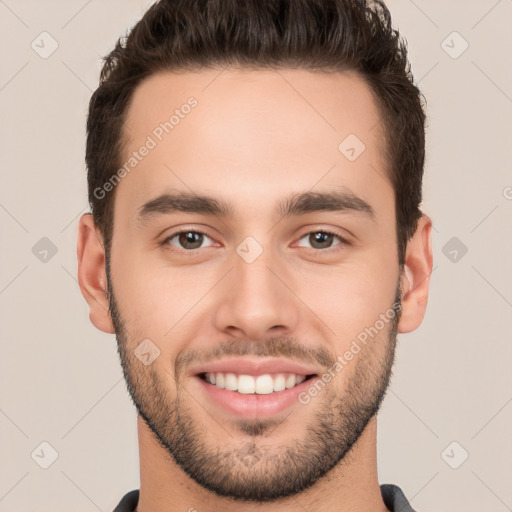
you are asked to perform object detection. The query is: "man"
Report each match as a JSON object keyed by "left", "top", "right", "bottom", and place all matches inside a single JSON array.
[{"left": 77, "top": 0, "right": 433, "bottom": 510}]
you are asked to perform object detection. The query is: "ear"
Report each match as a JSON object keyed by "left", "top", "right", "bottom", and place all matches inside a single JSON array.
[
  {"left": 77, "top": 213, "right": 115, "bottom": 334},
  {"left": 398, "top": 213, "right": 433, "bottom": 334}
]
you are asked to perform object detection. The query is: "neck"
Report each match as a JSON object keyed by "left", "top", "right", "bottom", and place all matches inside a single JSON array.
[{"left": 135, "top": 415, "right": 389, "bottom": 512}]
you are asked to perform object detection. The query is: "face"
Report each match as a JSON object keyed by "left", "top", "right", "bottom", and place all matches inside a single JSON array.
[{"left": 105, "top": 68, "right": 402, "bottom": 501}]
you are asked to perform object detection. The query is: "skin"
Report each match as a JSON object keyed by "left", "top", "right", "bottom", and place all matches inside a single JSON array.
[{"left": 77, "top": 68, "right": 432, "bottom": 512}]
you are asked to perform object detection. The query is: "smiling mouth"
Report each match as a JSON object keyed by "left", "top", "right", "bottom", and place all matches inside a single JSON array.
[{"left": 198, "top": 372, "right": 317, "bottom": 395}]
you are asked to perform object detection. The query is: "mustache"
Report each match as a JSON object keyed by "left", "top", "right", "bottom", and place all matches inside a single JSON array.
[{"left": 175, "top": 337, "right": 336, "bottom": 378}]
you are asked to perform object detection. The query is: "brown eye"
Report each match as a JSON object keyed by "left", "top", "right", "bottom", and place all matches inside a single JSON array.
[
  {"left": 296, "top": 230, "right": 345, "bottom": 251},
  {"left": 164, "top": 230, "right": 213, "bottom": 251},
  {"left": 178, "top": 231, "right": 204, "bottom": 250}
]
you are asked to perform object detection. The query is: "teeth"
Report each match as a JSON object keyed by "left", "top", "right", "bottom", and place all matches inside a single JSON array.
[
  {"left": 273, "top": 374, "right": 286, "bottom": 392},
  {"left": 285, "top": 374, "right": 296, "bottom": 389},
  {"left": 255, "top": 374, "right": 274, "bottom": 394},
  {"left": 238, "top": 375, "right": 255, "bottom": 394},
  {"left": 225, "top": 372, "right": 237, "bottom": 391},
  {"left": 203, "top": 372, "right": 309, "bottom": 394}
]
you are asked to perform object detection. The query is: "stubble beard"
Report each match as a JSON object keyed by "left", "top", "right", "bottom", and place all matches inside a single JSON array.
[{"left": 106, "top": 264, "right": 401, "bottom": 502}]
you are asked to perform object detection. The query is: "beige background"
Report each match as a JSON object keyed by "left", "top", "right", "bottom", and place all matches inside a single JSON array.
[{"left": 1, "top": 1, "right": 511, "bottom": 510}]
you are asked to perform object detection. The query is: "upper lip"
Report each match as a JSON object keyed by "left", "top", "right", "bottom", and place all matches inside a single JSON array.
[{"left": 190, "top": 357, "right": 321, "bottom": 377}]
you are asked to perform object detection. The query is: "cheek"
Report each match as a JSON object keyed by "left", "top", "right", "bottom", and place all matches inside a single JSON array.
[
  {"left": 110, "top": 246, "right": 218, "bottom": 356},
  {"left": 293, "top": 255, "right": 399, "bottom": 346}
]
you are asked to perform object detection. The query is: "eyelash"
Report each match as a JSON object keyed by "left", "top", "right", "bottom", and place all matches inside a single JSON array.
[{"left": 161, "top": 228, "right": 349, "bottom": 255}]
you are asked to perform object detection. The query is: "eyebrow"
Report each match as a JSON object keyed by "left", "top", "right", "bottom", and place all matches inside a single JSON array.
[{"left": 137, "top": 189, "right": 376, "bottom": 225}]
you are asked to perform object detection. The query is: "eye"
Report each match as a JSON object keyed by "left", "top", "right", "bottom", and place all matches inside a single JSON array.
[
  {"left": 161, "top": 228, "right": 349, "bottom": 254},
  {"left": 295, "top": 230, "right": 347, "bottom": 251},
  {"left": 163, "top": 229, "right": 215, "bottom": 252}
]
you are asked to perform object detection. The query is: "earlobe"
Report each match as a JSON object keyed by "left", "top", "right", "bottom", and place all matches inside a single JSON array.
[
  {"left": 77, "top": 214, "right": 115, "bottom": 334},
  {"left": 397, "top": 214, "right": 433, "bottom": 334}
]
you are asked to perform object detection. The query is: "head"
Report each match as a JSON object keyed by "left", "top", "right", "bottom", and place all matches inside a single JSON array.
[{"left": 78, "top": 0, "right": 432, "bottom": 503}]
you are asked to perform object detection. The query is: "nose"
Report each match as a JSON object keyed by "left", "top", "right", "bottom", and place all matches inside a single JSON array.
[{"left": 213, "top": 242, "right": 300, "bottom": 341}]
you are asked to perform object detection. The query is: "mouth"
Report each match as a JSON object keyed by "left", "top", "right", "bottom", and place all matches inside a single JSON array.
[
  {"left": 190, "top": 359, "right": 321, "bottom": 419},
  {"left": 198, "top": 371, "right": 317, "bottom": 395}
]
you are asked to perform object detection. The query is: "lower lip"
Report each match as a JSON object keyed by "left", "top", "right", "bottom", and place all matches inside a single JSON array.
[{"left": 193, "top": 375, "right": 317, "bottom": 419}]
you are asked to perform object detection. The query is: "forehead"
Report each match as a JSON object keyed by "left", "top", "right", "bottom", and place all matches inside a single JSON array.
[{"left": 117, "top": 67, "right": 392, "bottom": 221}]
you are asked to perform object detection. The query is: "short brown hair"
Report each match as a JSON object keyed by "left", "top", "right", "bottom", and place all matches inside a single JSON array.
[{"left": 86, "top": 0, "right": 426, "bottom": 265}]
